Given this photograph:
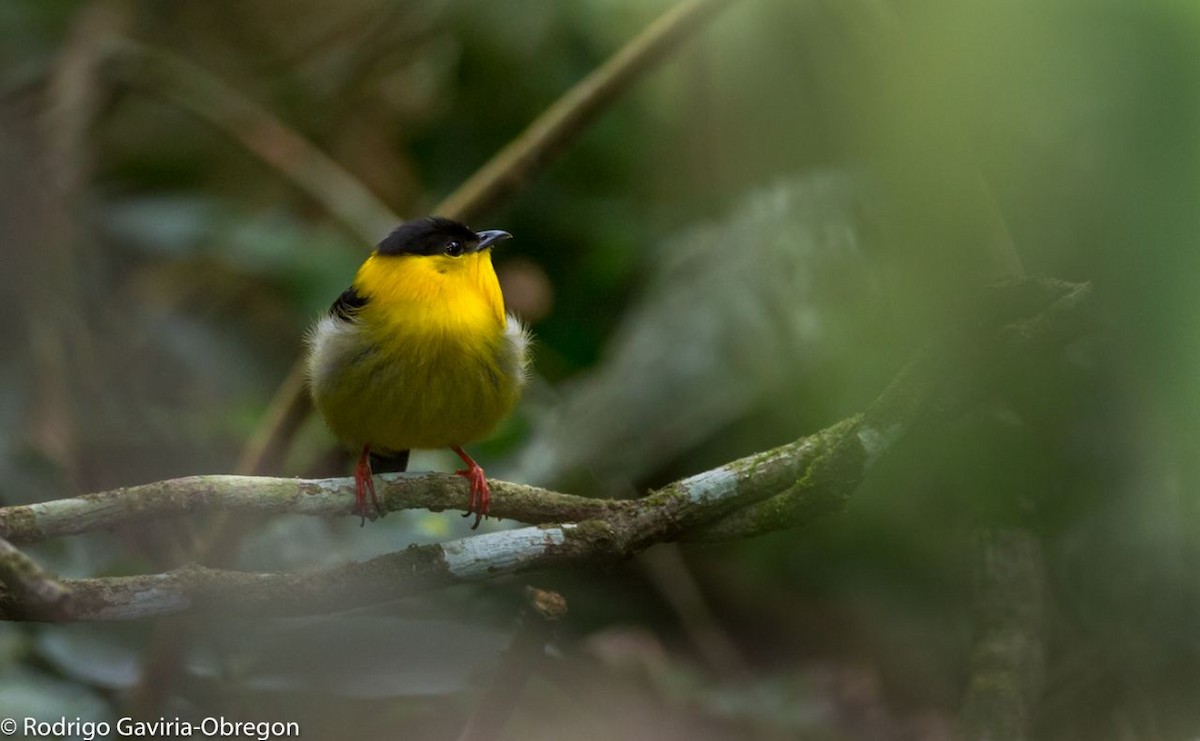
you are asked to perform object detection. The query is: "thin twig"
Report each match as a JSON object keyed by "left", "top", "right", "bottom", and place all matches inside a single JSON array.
[
  {"left": 24, "top": 0, "right": 133, "bottom": 482},
  {"left": 185, "top": 362, "right": 312, "bottom": 564},
  {"left": 234, "top": 362, "right": 312, "bottom": 476},
  {"left": 434, "top": 0, "right": 736, "bottom": 224},
  {"left": 108, "top": 40, "right": 400, "bottom": 243},
  {"left": 457, "top": 587, "right": 567, "bottom": 741},
  {"left": 639, "top": 545, "right": 748, "bottom": 677}
]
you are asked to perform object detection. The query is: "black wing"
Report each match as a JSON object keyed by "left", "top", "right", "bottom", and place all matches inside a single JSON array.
[{"left": 330, "top": 286, "right": 368, "bottom": 321}]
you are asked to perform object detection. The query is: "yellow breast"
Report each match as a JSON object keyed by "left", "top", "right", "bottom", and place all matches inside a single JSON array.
[{"left": 311, "top": 250, "right": 524, "bottom": 452}]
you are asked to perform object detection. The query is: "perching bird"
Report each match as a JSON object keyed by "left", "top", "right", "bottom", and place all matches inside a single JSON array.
[{"left": 305, "top": 217, "right": 529, "bottom": 528}]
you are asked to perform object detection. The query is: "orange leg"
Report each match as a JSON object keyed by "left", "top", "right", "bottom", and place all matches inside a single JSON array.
[
  {"left": 353, "top": 445, "right": 383, "bottom": 526},
  {"left": 453, "top": 445, "right": 490, "bottom": 530}
]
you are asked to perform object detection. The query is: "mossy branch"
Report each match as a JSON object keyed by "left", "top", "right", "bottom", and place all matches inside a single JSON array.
[
  {"left": 0, "top": 277, "right": 1089, "bottom": 622},
  {"left": 0, "top": 474, "right": 625, "bottom": 546},
  {"left": 0, "top": 535, "right": 73, "bottom": 621}
]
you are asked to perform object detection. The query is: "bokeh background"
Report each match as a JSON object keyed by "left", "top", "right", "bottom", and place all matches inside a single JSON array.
[{"left": 2, "top": 0, "right": 1199, "bottom": 739}]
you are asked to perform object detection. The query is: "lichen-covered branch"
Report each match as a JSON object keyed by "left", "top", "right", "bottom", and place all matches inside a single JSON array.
[
  {"left": 20, "top": 432, "right": 827, "bottom": 622},
  {"left": 0, "top": 277, "right": 1089, "bottom": 622},
  {"left": 0, "top": 474, "right": 622, "bottom": 546}
]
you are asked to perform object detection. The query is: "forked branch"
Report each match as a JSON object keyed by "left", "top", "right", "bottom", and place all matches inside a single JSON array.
[{"left": 0, "top": 277, "right": 1090, "bottom": 622}]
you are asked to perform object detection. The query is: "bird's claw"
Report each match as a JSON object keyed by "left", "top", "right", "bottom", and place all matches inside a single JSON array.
[{"left": 456, "top": 465, "right": 490, "bottom": 530}]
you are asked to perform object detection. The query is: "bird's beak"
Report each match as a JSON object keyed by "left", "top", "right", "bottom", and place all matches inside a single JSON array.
[{"left": 474, "top": 229, "right": 512, "bottom": 252}]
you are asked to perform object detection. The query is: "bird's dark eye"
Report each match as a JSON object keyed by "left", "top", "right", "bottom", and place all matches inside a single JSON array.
[{"left": 444, "top": 240, "right": 464, "bottom": 257}]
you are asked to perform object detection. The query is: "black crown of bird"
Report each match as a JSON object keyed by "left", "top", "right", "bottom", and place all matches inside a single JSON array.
[{"left": 305, "top": 217, "right": 529, "bottom": 528}]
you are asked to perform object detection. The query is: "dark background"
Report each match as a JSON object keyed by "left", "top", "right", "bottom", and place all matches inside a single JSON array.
[{"left": 1, "top": 0, "right": 1198, "bottom": 738}]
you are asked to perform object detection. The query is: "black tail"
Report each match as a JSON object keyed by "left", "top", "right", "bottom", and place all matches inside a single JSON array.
[{"left": 369, "top": 449, "right": 410, "bottom": 474}]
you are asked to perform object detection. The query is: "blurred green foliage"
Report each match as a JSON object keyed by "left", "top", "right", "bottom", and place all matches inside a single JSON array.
[{"left": 2, "top": 0, "right": 1200, "bottom": 738}]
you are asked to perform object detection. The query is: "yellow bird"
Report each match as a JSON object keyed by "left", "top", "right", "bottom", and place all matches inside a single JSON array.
[{"left": 305, "top": 217, "right": 529, "bottom": 528}]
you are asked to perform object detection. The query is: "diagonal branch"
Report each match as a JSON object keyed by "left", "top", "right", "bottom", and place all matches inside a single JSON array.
[
  {"left": 434, "top": 0, "right": 735, "bottom": 223},
  {"left": 0, "top": 277, "right": 1089, "bottom": 622},
  {"left": 108, "top": 40, "right": 400, "bottom": 243}
]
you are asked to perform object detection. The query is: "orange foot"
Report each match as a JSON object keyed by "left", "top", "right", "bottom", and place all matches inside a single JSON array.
[
  {"left": 452, "top": 445, "right": 490, "bottom": 530},
  {"left": 354, "top": 445, "right": 384, "bottom": 526}
]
